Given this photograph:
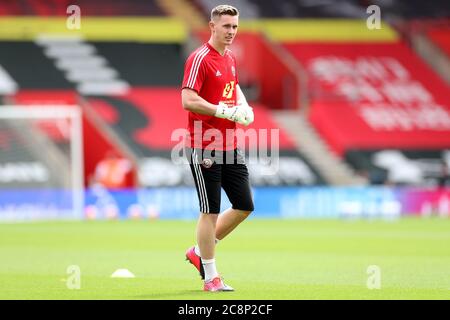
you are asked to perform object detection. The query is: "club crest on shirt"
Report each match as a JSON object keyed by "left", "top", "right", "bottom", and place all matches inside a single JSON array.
[
  {"left": 202, "top": 158, "right": 213, "bottom": 168},
  {"left": 231, "top": 66, "right": 236, "bottom": 77}
]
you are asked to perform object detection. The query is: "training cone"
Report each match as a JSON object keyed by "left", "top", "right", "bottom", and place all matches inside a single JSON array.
[{"left": 111, "top": 269, "right": 135, "bottom": 278}]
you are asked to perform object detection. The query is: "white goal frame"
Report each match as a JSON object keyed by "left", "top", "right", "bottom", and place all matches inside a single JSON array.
[{"left": 0, "top": 105, "right": 84, "bottom": 219}]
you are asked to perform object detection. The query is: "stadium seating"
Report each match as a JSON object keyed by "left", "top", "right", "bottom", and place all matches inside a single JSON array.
[
  {"left": 0, "top": 33, "right": 321, "bottom": 187},
  {"left": 345, "top": 149, "right": 450, "bottom": 186},
  {"left": 0, "top": 0, "right": 449, "bottom": 229},
  {"left": 282, "top": 39, "right": 450, "bottom": 186},
  {"left": 425, "top": 23, "right": 450, "bottom": 58},
  {"left": 193, "top": 0, "right": 450, "bottom": 19},
  {"left": 246, "top": 0, "right": 367, "bottom": 18},
  {"left": 0, "top": 0, "right": 167, "bottom": 16},
  {"left": 1, "top": 0, "right": 449, "bottom": 190}
]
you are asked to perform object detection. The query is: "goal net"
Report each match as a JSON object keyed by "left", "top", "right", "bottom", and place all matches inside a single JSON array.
[{"left": 0, "top": 106, "right": 84, "bottom": 222}]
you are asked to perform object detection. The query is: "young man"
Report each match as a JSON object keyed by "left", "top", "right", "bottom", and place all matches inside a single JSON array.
[{"left": 181, "top": 4, "right": 254, "bottom": 292}]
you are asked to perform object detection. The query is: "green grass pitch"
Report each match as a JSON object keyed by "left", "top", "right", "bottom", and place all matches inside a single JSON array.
[{"left": 0, "top": 217, "right": 449, "bottom": 300}]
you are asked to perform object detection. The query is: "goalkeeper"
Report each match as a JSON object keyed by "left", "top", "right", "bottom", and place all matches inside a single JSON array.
[{"left": 181, "top": 4, "right": 254, "bottom": 292}]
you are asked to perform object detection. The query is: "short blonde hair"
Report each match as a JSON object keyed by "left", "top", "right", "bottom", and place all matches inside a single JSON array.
[{"left": 211, "top": 5, "right": 239, "bottom": 21}]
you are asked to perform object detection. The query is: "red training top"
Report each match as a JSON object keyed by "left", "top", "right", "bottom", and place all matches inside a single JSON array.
[{"left": 182, "top": 42, "right": 239, "bottom": 151}]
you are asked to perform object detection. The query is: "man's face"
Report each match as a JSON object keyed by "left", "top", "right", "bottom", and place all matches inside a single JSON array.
[{"left": 210, "top": 14, "right": 239, "bottom": 46}]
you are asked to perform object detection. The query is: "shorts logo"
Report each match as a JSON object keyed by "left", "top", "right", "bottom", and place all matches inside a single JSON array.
[{"left": 202, "top": 158, "right": 213, "bottom": 168}]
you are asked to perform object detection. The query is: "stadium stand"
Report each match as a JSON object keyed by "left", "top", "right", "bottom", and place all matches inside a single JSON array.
[
  {"left": 192, "top": 0, "right": 260, "bottom": 19},
  {"left": 0, "top": 120, "right": 66, "bottom": 189},
  {"left": 0, "top": 0, "right": 449, "bottom": 227},
  {"left": 345, "top": 149, "right": 450, "bottom": 186},
  {"left": 192, "top": 0, "right": 450, "bottom": 19},
  {"left": 0, "top": 0, "right": 449, "bottom": 193},
  {"left": 400, "top": 19, "right": 450, "bottom": 84},
  {"left": 0, "top": 32, "right": 322, "bottom": 187},
  {"left": 9, "top": 87, "right": 323, "bottom": 187},
  {"left": 0, "top": 0, "right": 167, "bottom": 16},
  {"left": 427, "top": 24, "right": 450, "bottom": 58},
  {"left": 245, "top": 0, "right": 367, "bottom": 18},
  {"left": 283, "top": 40, "right": 450, "bottom": 185}
]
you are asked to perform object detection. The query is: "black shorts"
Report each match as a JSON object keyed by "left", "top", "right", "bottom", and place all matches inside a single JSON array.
[{"left": 187, "top": 148, "right": 254, "bottom": 214}]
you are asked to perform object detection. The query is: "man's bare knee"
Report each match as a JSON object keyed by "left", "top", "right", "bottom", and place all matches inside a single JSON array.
[{"left": 237, "top": 209, "right": 252, "bottom": 217}]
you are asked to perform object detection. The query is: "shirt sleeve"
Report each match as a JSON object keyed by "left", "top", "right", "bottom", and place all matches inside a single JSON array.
[{"left": 182, "top": 51, "right": 207, "bottom": 93}]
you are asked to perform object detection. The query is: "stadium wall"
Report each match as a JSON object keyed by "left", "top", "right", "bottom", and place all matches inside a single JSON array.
[
  {"left": 83, "top": 187, "right": 450, "bottom": 220},
  {"left": 1, "top": 187, "right": 449, "bottom": 222}
]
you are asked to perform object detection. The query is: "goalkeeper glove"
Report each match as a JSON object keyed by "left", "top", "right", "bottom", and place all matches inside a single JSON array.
[
  {"left": 215, "top": 102, "right": 254, "bottom": 126},
  {"left": 240, "top": 104, "right": 254, "bottom": 126}
]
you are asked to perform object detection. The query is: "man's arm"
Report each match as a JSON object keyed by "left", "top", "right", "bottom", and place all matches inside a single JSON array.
[
  {"left": 236, "top": 84, "right": 249, "bottom": 107},
  {"left": 181, "top": 88, "right": 218, "bottom": 116},
  {"left": 236, "top": 84, "right": 254, "bottom": 125}
]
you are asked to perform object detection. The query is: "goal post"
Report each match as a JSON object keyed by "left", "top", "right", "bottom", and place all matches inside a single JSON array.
[{"left": 0, "top": 105, "right": 84, "bottom": 222}]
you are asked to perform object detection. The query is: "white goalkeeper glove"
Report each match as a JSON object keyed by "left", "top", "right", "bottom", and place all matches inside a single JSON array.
[
  {"left": 215, "top": 102, "right": 254, "bottom": 126},
  {"left": 240, "top": 104, "right": 254, "bottom": 126}
]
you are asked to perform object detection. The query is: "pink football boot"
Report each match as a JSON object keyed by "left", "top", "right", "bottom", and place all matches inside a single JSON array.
[
  {"left": 185, "top": 246, "right": 205, "bottom": 279},
  {"left": 203, "top": 276, "right": 234, "bottom": 292}
]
